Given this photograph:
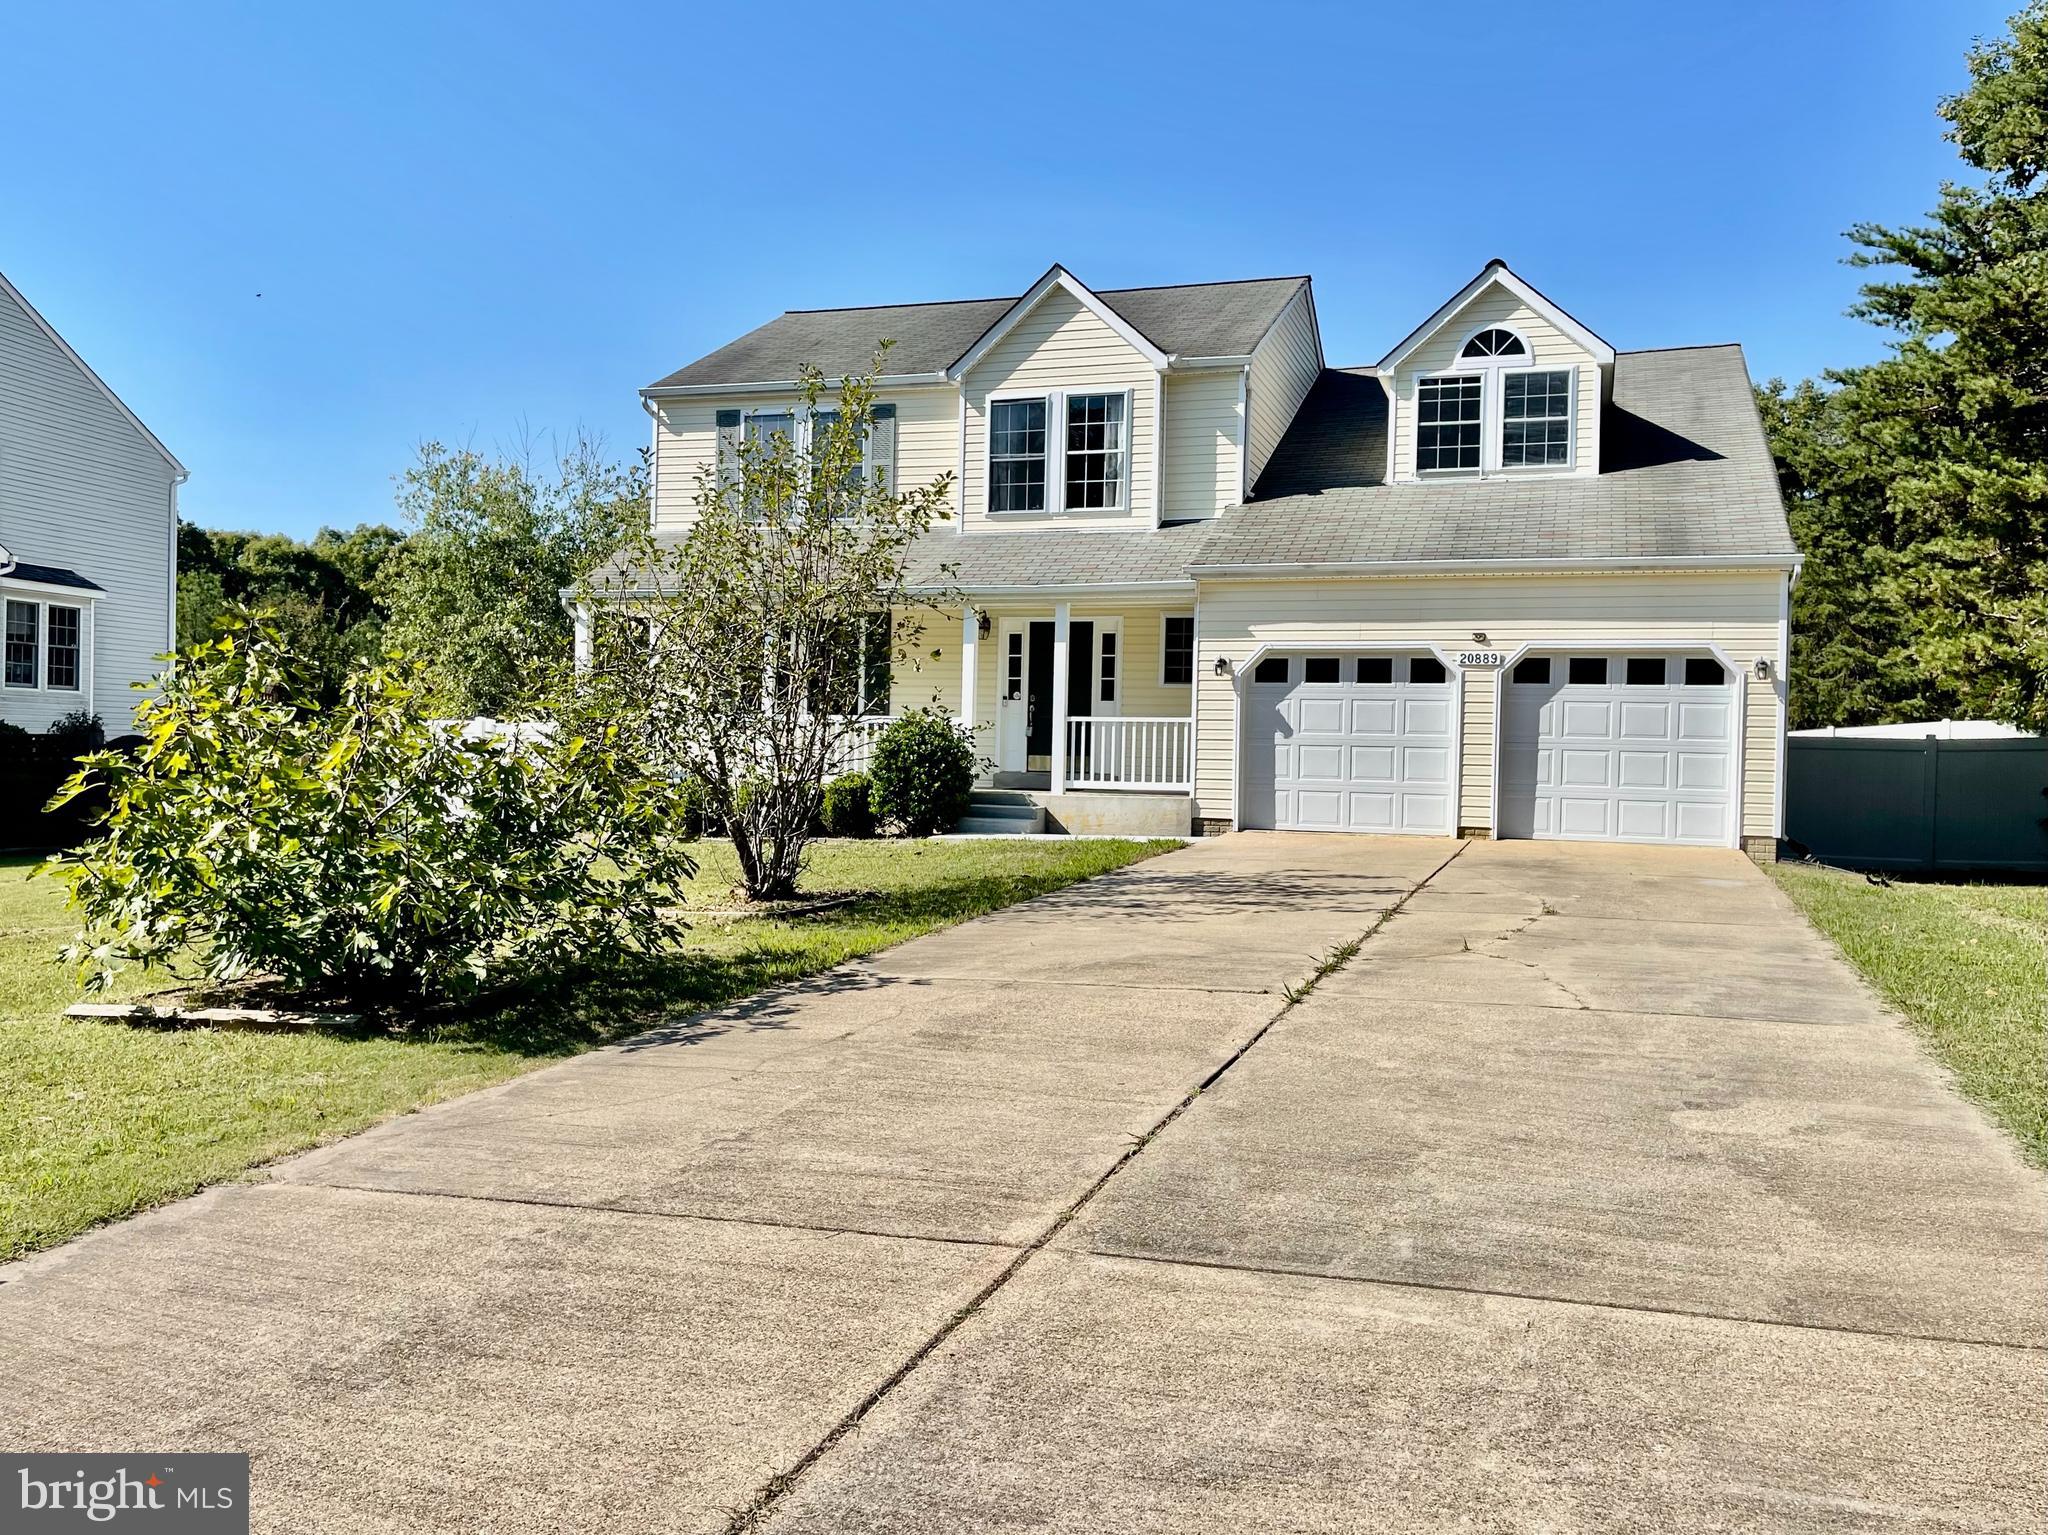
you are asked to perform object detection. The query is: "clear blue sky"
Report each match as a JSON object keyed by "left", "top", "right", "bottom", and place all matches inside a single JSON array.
[{"left": 0, "top": 0, "right": 2014, "bottom": 539}]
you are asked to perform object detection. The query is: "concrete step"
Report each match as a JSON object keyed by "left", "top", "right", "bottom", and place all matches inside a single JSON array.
[
  {"left": 956, "top": 793, "right": 1047, "bottom": 835},
  {"left": 954, "top": 817, "right": 1046, "bottom": 836}
]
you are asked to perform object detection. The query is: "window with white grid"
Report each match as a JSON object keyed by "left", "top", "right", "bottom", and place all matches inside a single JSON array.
[
  {"left": 989, "top": 398, "right": 1047, "bottom": 512},
  {"left": 1416, "top": 375, "right": 1482, "bottom": 472},
  {"left": 1503, "top": 369, "right": 1572, "bottom": 466},
  {"left": 5, "top": 600, "right": 38, "bottom": 688},
  {"left": 46, "top": 605, "right": 81, "bottom": 690},
  {"left": 1063, "top": 393, "right": 1125, "bottom": 509}
]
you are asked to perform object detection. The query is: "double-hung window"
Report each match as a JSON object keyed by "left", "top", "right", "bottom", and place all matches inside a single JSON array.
[
  {"left": 1416, "top": 375, "right": 1483, "bottom": 472},
  {"left": 4, "top": 601, "right": 37, "bottom": 688},
  {"left": 1063, "top": 393, "right": 1125, "bottom": 509},
  {"left": 987, "top": 391, "right": 1129, "bottom": 514},
  {"left": 989, "top": 398, "right": 1048, "bottom": 512},
  {"left": 1415, "top": 327, "right": 1577, "bottom": 476},
  {"left": 1502, "top": 370, "right": 1572, "bottom": 466},
  {"left": 1, "top": 600, "right": 80, "bottom": 690},
  {"left": 46, "top": 605, "right": 81, "bottom": 690}
]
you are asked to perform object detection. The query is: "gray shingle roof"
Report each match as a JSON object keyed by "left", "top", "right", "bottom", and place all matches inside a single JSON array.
[
  {"left": 901, "top": 524, "right": 1208, "bottom": 591},
  {"left": 647, "top": 276, "right": 1308, "bottom": 390},
  {"left": 1196, "top": 345, "right": 1796, "bottom": 570}
]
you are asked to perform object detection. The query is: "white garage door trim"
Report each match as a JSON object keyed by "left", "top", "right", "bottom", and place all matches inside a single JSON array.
[
  {"left": 1232, "top": 641, "right": 1464, "bottom": 836},
  {"left": 1489, "top": 639, "right": 1748, "bottom": 849}
]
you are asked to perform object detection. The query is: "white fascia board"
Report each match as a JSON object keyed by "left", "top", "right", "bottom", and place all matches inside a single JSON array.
[
  {"left": 0, "top": 269, "right": 187, "bottom": 477},
  {"left": 1190, "top": 554, "right": 1803, "bottom": 578},
  {"left": 1377, "top": 261, "right": 1615, "bottom": 373},
  {"left": 1169, "top": 355, "right": 1252, "bottom": 369},
  {"left": 641, "top": 373, "right": 949, "bottom": 400},
  {"left": 946, "top": 265, "right": 1171, "bottom": 381}
]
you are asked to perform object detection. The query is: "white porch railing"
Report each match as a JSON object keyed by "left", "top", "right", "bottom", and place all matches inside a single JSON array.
[
  {"left": 830, "top": 714, "right": 897, "bottom": 775},
  {"left": 1064, "top": 716, "right": 1194, "bottom": 792},
  {"left": 829, "top": 715, "right": 971, "bottom": 776}
]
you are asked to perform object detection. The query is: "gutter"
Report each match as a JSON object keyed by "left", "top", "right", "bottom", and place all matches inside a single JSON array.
[{"left": 1189, "top": 554, "right": 1805, "bottom": 578}]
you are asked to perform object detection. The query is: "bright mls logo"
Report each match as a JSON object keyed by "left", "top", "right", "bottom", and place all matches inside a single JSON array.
[{"left": 3, "top": 1455, "right": 248, "bottom": 1533}]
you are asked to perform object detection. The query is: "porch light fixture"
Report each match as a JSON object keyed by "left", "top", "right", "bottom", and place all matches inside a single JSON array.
[
  {"left": 1214, "top": 656, "right": 1231, "bottom": 677},
  {"left": 977, "top": 611, "right": 992, "bottom": 638},
  {"left": 1472, "top": 631, "right": 1488, "bottom": 644},
  {"left": 1754, "top": 657, "right": 1772, "bottom": 680}
]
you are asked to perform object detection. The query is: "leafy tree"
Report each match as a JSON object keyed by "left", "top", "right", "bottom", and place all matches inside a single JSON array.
[
  {"left": 383, "top": 434, "right": 644, "bottom": 717},
  {"left": 584, "top": 360, "right": 956, "bottom": 900},
  {"left": 1759, "top": 2, "right": 2048, "bottom": 729},
  {"left": 176, "top": 521, "right": 403, "bottom": 698},
  {"left": 41, "top": 610, "right": 696, "bottom": 1002}
]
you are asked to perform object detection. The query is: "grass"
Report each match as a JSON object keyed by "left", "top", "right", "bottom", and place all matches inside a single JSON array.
[
  {"left": 0, "top": 836, "right": 1178, "bottom": 1259},
  {"left": 1771, "top": 862, "right": 2046, "bottom": 1166}
]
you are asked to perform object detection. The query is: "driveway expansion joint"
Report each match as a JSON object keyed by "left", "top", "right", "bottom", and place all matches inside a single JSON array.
[{"left": 719, "top": 839, "right": 1471, "bottom": 1535}]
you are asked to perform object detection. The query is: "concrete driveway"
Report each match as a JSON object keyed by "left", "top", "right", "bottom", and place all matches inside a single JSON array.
[{"left": 2, "top": 835, "right": 2042, "bottom": 1532}]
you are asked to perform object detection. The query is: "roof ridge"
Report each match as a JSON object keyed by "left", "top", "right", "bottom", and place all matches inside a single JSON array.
[
  {"left": 783, "top": 293, "right": 1017, "bottom": 316},
  {"left": 1097, "top": 274, "right": 1310, "bottom": 295},
  {"left": 1617, "top": 342, "right": 1742, "bottom": 355},
  {"left": 780, "top": 273, "right": 1310, "bottom": 317}
]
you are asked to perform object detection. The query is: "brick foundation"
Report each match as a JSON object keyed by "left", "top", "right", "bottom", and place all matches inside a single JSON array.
[
  {"left": 1456, "top": 826, "right": 1494, "bottom": 839},
  {"left": 1192, "top": 817, "right": 1234, "bottom": 837},
  {"left": 1741, "top": 835, "right": 1779, "bottom": 864}
]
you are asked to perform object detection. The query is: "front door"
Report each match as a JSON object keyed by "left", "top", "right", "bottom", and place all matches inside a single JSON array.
[{"left": 997, "top": 619, "right": 1094, "bottom": 774}]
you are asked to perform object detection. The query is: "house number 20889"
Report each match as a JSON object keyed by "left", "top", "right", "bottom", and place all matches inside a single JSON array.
[{"left": 1456, "top": 650, "right": 1508, "bottom": 668}]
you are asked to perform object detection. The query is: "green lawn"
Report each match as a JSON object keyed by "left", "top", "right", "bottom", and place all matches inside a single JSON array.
[
  {"left": 1772, "top": 862, "right": 2046, "bottom": 1166},
  {"left": 0, "top": 836, "right": 1177, "bottom": 1259}
]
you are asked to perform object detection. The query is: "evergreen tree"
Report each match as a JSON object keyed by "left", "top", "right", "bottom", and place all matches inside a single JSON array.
[{"left": 1760, "top": 3, "right": 2048, "bottom": 729}]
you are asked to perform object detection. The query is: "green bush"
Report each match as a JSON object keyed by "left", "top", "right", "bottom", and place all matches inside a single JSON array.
[
  {"left": 869, "top": 709, "right": 976, "bottom": 836},
  {"left": 821, "top": 772, "right": 876, "bottom": 838},
  {"left": 39, "top": 611, "right": 697, "bottom": 1001}
]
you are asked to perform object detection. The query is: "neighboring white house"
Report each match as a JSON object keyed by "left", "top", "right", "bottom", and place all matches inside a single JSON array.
[
  {"left": 0, "top": 268, "right": 185, "bottom": 735},
  {"left": 592, "top": 261, "right": 1800, "bottom": 859}
]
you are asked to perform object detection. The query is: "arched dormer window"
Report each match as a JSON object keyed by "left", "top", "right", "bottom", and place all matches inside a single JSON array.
[{"left": 1459, "top": 327, "right": 1526, "bottom": 361}]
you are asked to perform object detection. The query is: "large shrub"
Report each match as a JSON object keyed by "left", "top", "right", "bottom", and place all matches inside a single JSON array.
[
  {"left": 821, "top": 772, "right": 876, "bottom": 839},
  {"left": 868, "top": 709, "right": 976, "bottom": 837},
  {"left": 39, "top": 612, "right": 697, "bottom": 1001}
]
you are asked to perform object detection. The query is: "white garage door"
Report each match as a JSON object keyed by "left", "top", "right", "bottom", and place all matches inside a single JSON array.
[
  {"left": 1499, "top": 652, "right": 1737, "bottom": 846},
  {"left": 1244, "top": 652, "right": 1456, "bottom": 835}
]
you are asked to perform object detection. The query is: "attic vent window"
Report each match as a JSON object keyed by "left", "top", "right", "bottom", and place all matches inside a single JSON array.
[{"left": 1460, "top": 328, "right": 1526, "bottom": 360}]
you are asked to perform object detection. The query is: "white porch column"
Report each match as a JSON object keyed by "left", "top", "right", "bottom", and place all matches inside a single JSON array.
[
  {"left": 960, "top": 606, "right": 979, "bottom": 750},
  {"left": 571, "top": 602, "right": 594, "bottom": 671},
  {"left": 1049, "top": 601, "right": 1071, "bottom": 793}
]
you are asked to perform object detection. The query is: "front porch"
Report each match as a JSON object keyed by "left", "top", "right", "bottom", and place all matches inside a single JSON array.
[{"left": 840, "top": 594, "right": 1200, "bottom": 833}]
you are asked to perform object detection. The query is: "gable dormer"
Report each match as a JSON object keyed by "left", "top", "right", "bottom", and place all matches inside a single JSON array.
[{"left": 1378, "top": 261, "right": 1613, "bottom": 484}]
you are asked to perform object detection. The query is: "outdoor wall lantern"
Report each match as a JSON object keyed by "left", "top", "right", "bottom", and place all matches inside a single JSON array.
[
  {"left": 1214, "top": 656, "right": 1232, "bottom": 677},
  {"left": 1754, "top": 657, "right": 1772, "bottom": 680},
  {"left": 976, "top": 611, "right": 992, "bottom": 638},
  {"left": 1472, "top": 631, "right": 1489, "bottom": 644}
]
